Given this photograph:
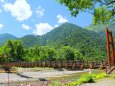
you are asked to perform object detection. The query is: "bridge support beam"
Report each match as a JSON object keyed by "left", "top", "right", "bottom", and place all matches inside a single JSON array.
[
  {"left": 106, "top": 28, "right": 111, "bottom": 66},
  {"left": 110, "top": 31, "right": 115, "bottom": 65},
  {"left": 106, "top": 28, "right": 115, "bottom": 66}
]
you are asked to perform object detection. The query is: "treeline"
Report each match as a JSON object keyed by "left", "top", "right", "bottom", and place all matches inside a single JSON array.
[{"left": 0, "top": 40, "right": 106, "bottom": 62}]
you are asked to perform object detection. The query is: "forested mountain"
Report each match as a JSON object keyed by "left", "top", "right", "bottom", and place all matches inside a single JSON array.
[
  {"left": 19, "top": 35, "right": 41, "bottom": 47},
  {"left": 0, "top": 23, "right": 106, "bottom": 60},
  {"left": 19, "top": 23, "right": 106, "bottom": 59},
  {"left": 0, "top": 33, "right": 17, "bottom": 45},
  {"left": 85, "top": 23, "right": 115, "bottom": 37}
]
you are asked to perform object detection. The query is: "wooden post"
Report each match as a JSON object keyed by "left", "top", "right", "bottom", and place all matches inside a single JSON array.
[
  {"left": 106, "top": 28, "right": 111, "bottom": 65},
  {"left": 109, "top": 30, "right": 115, "bottom": 65}
]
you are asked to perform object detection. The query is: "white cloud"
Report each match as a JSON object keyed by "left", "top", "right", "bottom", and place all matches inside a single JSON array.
[
  {"left": 3, "top": 0, "right": 32, "bottom": 21},
  {"left": 35, "top": 6, "right": 45, "bottom": 18},
  {"left": 54, "top": 24, "right": 59, "bottom": 28},
  {"left": 33, "top": 23, "right": 53, "bottom": 35},
  {"left": 0, "top": 23, "right": 3, "bottom": 30},
  {"left": 57, "top": 15, "right": 68, "bottom": 24},
  {"left": 0, "top": 0, "right": 4, "bottom": 3},
  {"left": 22, "top": 24, "right": 30, "bottom": 30},
  {"left": 0, "top": 9, "right": 2, "bottom": 12}
]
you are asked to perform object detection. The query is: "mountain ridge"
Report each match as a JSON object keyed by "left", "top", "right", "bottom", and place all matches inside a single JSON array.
[{"left": 0, "top": 33, "right": 17, "bottom": 45}]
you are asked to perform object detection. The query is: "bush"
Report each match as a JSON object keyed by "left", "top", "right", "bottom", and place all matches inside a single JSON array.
[{"left": 77, "top": 74, "right": 94, "bottom": 85}]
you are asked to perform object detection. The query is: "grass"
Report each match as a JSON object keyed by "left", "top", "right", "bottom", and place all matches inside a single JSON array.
[
  {"left": 49, "top": 69, "right": 104, "bottom": 82},
  {"left": 50, "top": 72, "right": 108, "bottom": 86},
  {"left": 48, "top": 70, "right": 108, "bottom": 86}
]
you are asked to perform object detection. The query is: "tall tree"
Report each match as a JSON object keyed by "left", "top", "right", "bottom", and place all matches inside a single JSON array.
[
  {"left": 0, "top": 40, "right": 24, "bottom": 62},
  {"left": 58, "top": 0, "right": 115, "bottom": 24}
]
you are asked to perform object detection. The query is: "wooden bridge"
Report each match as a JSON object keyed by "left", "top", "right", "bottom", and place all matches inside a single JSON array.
[{"left": 0, "top": 60, "right": 107, "bottom": 70}]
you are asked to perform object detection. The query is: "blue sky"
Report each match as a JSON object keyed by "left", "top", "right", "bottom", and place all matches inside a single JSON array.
[{"left": 0, "top": 0, "right": 93, "bottom": 37}]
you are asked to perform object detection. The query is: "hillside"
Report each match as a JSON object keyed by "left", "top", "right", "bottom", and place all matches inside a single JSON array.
[
  {"left": 0, "top": 33, "right": 17, "bottom": 45},
  {"left": 19, "top": 23, "right": 106, "bottom": 59},
  {"left": 85, "top": 23, "right": 115, "bottom": 37},
  {"left": 0, "top": 23, "right": 106, "bottom": 59},
  {"left": 44, "top": 23, "right": 105, "bottom": 47}
]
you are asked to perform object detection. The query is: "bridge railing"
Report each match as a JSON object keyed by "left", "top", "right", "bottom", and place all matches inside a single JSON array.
[{"left": 0, "top": 60, "right": 107, "bottom": 69}]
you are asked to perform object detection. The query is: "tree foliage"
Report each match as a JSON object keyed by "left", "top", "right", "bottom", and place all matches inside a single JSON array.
[
  {"left": 0, "top": 40, "right": 24, "bottom": 62},
  {"left": 59, "top": 46, "right": 83, "bottom": 60},
  {"left": 58, "top": 0, "right": 115, "bottom": 24}
]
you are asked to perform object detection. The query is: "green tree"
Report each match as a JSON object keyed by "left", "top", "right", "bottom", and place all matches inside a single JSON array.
[
  {"left": 58, "top": 0, "right": 115, "bottom": 24},
  {"left": 0, "top": 40, "right": 24, "bottom": 62},
  {"left": 40, "top": 46, "right": 57, "bottom": 60},
  {"left": 75, "top": 50, "right": 83, "bottom": 60},
  {"left": 23, "top": 47, "right": 39, "bottom": 61},
  {"left": 59, "top": 46, "right": 75, "bottom": 60}
]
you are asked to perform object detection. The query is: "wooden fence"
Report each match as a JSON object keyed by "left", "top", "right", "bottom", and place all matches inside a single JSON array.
[{"left": 0, "top": 60, "right": 107, "bottom": 69}]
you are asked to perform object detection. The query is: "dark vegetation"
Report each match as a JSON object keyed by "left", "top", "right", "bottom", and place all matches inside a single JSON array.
[{"left": 0, "top": 23, "right": 107, "bottom": 62}]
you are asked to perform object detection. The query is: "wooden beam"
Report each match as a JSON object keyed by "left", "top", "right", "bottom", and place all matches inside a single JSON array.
[
  {"left": 110, "top": 30, "right": 115, "bottom": 65},
  {"left": 106, "top": 28, "right": 111, "bottom": 65}
]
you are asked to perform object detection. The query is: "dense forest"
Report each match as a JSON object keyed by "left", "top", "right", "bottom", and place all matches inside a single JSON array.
[{"left": 0, "top": 23, "right": 107, "bottom": 62}]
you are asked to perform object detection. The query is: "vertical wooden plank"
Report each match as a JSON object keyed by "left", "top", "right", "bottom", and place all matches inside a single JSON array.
[
  {"left": 109, "top": 30, "right": 115, "bottom": 65},
  {"left": 106, "top": 28, "right": 111, "bottom": 65}
]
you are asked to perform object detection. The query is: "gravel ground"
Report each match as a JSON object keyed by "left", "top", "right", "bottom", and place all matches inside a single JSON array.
[
  {"left": 0, "top": 69, "right": 90, "bottom": 83},
  {"left": 1, "top": 68, "right": 115, "bottom": 86}
]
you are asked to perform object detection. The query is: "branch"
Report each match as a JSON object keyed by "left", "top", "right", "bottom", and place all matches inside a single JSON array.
[
  {"left": 106, "top": 0, "right": 115, "bottom": 5},
  {"left": 97, "top": 0, "right": 115, "bottom": 5}
]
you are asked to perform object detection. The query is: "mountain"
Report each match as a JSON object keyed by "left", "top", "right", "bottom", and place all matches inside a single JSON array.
[
  {"left": 19, "top": 35, "right": 40, "bottom": 47},
  {"left": 19, "top": 23, "right": 106, "bottom": 48},
  {"left": 0, "top": 33, "right": 17, "bottom": 45},
  {"left": 19, "top": 23, "right": 106, "bottom": 59},
  {"left": 85, "top": 23, "right": 115, "bottom": 37},
  {"left": 44, "top": 23, "right": 105, "bottom": 47}
]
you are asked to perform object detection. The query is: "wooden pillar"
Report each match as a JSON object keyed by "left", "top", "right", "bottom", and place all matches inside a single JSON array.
[
  {"left": 106, "top": 28, "right": 111, "bottom": 65},
  {"left": 110, "top": 30, "right": 115, "bottom": 65}
]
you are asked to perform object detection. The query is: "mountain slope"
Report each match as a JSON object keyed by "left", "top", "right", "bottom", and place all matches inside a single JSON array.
[
  {"left": 85, "top": 23, "right": 115, "bottom": 37},
  {"left": 43, "top": 23, "right": 106, "bottom": 59},
  {"left": 0, "top": 33, "right": 17, "bottom": 45},
  {"left": 19, "top": 23, "right": 106, "bottom": 59},
  {"left": 44, "top": 23, "right": 105, "bottom": 48}
]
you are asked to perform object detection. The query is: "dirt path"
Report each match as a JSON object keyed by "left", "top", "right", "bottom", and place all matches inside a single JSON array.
[{"left": 80, "top": 78, "right": 115, "bottom": 86}]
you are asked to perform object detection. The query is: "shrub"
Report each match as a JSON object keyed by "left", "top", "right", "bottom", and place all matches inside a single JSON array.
[{"left": 77, "top": 74, "right": 94, "bottom": 85}]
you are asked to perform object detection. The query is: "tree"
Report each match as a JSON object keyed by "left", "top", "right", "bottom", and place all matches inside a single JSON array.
[
  {"left": 59, "top": 46, "right": 76, "bottom": 60},
  {"left": 0, "top": 40, "right": 24, "bottom": 62},
  {"left": 58, "top": 0, "right": 115, "bottom": 24},
  {"left": 40, "top": 46, "right": 57, "bottom": 60}
]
